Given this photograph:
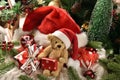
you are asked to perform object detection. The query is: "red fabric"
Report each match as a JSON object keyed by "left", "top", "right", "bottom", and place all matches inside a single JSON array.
[
  {"left": 59, "top": 28, "right": 78, "bottom": 60},
  {"left": 41, "top": 58, "right": 58, "bottom": 71},
  {"left": 23, "top": 6, "right": 81, "bottom": 34},
  {"left": 78, "top": 47, "right": 99, "bottom": 68},
  {"left": 15, "top": 44, "right": 40, "bottom": 65}
]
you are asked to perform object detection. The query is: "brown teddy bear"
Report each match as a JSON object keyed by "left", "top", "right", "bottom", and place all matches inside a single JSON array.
[
  {"left": 38, "top": 28, "right": 87, "bottom": 77},
  {"left": 38, "top": 34, "right": 68, "bottom": 77}
]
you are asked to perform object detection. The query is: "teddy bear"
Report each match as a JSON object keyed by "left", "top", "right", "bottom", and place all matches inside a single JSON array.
[{"left": 38, "top": 33, "right": 68, "bottom": 77}]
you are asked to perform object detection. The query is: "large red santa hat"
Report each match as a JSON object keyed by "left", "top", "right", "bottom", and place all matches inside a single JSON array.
[
  {"left": 52, "top": 28, "right": 78, "bottom": 60},
  {"left": 22, "top": 6, "right": 80, "bottom": 34}
]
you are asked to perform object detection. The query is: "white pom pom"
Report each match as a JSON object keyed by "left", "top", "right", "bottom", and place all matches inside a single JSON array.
[
  {"left": 97, "top": 48, "right": 106, "bottom": 59},
  {"left": 34, "top": 30, "right": 50, "bottom": 47},
  {"left": 76, "top": 32, "right": 88, "bottom": 48},
  {"left": 67, "top": 58, "right": 80, "bottom": 70}
]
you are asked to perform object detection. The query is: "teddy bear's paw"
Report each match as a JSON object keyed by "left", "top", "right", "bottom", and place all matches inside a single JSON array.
[
  {"left": 51, "top": 71, "right": 59, "bottom": 77},
  {"left": 59, "top": 57, "right": 65, "bottom": 63},
  {"left": 38, "top": 53, "right": 45, "bottom": 60},
  {"left": 43, "top": 70, "right": 51, "bottom": 76}
]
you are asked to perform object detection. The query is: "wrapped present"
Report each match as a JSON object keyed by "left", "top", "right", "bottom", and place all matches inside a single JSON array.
[
  {"left": 78, "top": 47, "right": 99, "bottom": 69},
  {"left": 14, "top": 44, "right": 43, "bottom": 74},
  {"left": 41, "top": 58, "right": 58, "bottom": 71}
]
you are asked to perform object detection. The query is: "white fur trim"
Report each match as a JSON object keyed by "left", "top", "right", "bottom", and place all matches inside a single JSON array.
[
  {"left": 34, "top": 30, "right": 50, "bottom": 47},
  {"left": 76, "top": 32, "right": 88, "bottom": 48},
  {"left": 67, "top": 58, "right": 80, "bottom": 70},
  {"left": 52, "top": 31, "right": 71, "bottom": 49},
  {"left": 97, "top": 48, "right": 106, "bottom": 59}
]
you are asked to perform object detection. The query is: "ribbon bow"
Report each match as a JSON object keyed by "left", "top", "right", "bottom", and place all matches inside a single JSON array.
[
  {"left": 20, "top": 44, "right": 42, "bottom": 72},
  {"left": 78, "top": 47, "right": 99, "bottom": 69}
]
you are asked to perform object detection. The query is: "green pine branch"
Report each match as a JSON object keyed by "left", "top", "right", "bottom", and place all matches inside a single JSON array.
[
  {"left": 37, "top": 74, "right": 48, "bottom": 80},
  {"left": 0, "top": 0, "right": 7, "bottom": 6},
  {"left": 102, "top": 73, "right": 120, "bottom": 80},
  {"left": 67, "top": 67, "right": 81, "bottom": 80},
  {"left": 100, "top": 54, "right": 120, "bottom": 80},
  {"left": 18, "top": 75, "right": 33, "bottom": 80},
  {"left": 0, "top": 61, "right": 15, "bottom": 76},
  {"left": 88, "top": 0, "right": 113, "bottom": 44}
]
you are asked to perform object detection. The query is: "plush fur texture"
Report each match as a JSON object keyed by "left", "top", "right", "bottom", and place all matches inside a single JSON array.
[
  {"left": 33, "top": 30, "right": 50, "bottom": 47},
  {"left": 76, "top": 32, "right": 88, "bottom": 48},
  {"left": 38, "top": 34, "right": 68, "bottom": 77}
]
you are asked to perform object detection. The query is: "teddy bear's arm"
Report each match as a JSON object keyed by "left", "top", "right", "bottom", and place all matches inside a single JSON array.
[
  {"left": 38, "top": 45, "right": 52, "bottom": 59},
  {"left": 59, "top": 50, "right": 68, "bottom": 64}
]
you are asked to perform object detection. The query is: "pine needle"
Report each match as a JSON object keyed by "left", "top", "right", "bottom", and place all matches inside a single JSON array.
[
  {"left": 37, "top": 74, "right": 48, "bottom": 80},
  {"left": 18, "top": 75, "right": 33, "bottom": 80},
  {"left": 102, "top": 73, "right": 120, "bottom": 80},
  {"left": 0, "top": 61, "right": 15, "bottom": 75},
  {"left": 67, "top": 67, "right": 81, "bottom": 80}
]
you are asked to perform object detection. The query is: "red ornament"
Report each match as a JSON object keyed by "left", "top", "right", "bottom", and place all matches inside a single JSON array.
[
  {"left": 1, "top": 41, "right": 6, "bottom": 50},
  {"left": 20, "top": 34, "right": 35, "bottom": 48},
  {"left": 5, "top": 42, "right": 14, "bottom": 51},
  {"left": 41, "top": 58, "right": 58, "bottom": 71},
  {"left": 7, "top": 41, "right": 14, "bottom": 48},
  {"left": 83, "top": 70, "right": 95, "bottom": 79},
  {"left": 0, "top": 41, "right": 14, "bottom": 51},
  {"left": 2, "top": 41, "right": 6, "bottom": 44},
  {"left": 0, "top": 6, "right": 5, "bottom": 10},
  {"left": 7, "top": 46, "right": 11, "bottom": 51}
]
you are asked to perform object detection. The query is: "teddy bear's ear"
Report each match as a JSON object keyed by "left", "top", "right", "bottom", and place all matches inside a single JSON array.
[{"left": 48, "top": 34, "right": 53, "bottom": 41}]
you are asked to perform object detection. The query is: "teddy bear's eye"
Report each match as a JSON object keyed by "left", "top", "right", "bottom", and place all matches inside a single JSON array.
[{"left": 55, "top": 41, "right": 57, "bottom": 43}]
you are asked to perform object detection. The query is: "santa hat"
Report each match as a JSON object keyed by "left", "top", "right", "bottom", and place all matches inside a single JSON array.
[
  {"left": 52, "top": 28, "right": 79, "bottom": 60},
  {"left": 22, "top": 6, "right": 80, "bottom": 34},
  {"left": 23, "top": 6, "right": 88, "bottom": 48}
]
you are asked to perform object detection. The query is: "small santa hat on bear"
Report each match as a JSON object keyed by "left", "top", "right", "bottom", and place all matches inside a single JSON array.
[
  {"left": 22, "top": 6, "right": 88, "bottom": 48},
  {"left": 52, "top": 28, "right": 79, "bottom": 60}
]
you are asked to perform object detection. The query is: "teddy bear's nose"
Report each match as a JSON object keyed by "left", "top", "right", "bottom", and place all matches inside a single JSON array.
[{"left": 57, "top": 45, "right": 61, "bottom": 48}]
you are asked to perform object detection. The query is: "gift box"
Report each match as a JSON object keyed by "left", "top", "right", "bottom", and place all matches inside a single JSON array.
[
  {"left": 14, "top": 44, "right": 43, "bottom": 74},
  {"left": 78, "top": 47, "right": 99, "bottom": 69},
  {"left": 41, "top": 58, "right": 58, "bottom": 71}
]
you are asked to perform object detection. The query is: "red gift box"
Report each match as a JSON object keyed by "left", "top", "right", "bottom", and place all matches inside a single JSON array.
[
  {"left": 14, "top": 44, "right": 43, "bottom": 74},
  {"left": 78, "top": 47, "right": 99, "bottom": 68},
  {"left": 41, "top": 58, "right": 58, "bottom": 71}
]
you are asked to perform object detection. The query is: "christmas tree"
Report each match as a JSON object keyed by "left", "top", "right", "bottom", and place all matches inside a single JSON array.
[{"left": 88, "top": 0, "right": 113, "bottom": 44}]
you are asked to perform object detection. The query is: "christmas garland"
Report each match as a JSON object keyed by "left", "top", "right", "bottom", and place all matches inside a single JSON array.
[
  {"left": 0, "top": 61, "right": 15, "bottom": 76},
  {"left": 67, "top": 67, "right": 80, "bottom": 80}
]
